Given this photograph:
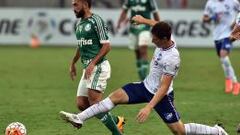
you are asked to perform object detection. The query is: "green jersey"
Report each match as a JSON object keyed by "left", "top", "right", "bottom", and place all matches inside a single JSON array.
[
  {"left": 75, "top": 14, "right": 109, "bottom": 68},
  {"left": 123, "top": 0, "right": 158, "bottom": 35}
]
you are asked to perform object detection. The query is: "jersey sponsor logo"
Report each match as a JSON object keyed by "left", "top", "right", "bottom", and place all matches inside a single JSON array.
[
  {"left": 131, "top": 5, "right": 146, "bottom": 12},
  {"left": 77, "top": 38, "right": 93, "bottom": 46}
]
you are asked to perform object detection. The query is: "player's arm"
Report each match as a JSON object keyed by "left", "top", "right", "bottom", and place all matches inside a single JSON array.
[
  {"left": 85, "top": 16, "right": 111, "bottom": 79},
  {"left": 150, "top": 0, "right": 160, "bottom": 21},
  {"left": 153, "top": 12, "right": 160, "bottom": 22},
  {"left": 117, "top": 0, "right": 129, "bottom": 30},
  {"left": 230, "top": 13, "right": 240, "bottom": 41},
  {"left": 91, "top": 43, "right": 111, "bottom": 66},
  {"left": 136, "top": 75, "right": 173, "bottom": 123},
  {"left": 230, "top": 24, "right": 240, "bottom": 41},
  {"left": 117, "top": 9, "right": 128, "bottom": 30},
  {"left": 202, "top": 14, "right": 211, "bottom": 23},
  {"left": 70, "top": 47, "right": 80, "bottom": 80},
  {"left": 85, "top": 43, "right": 110, "bottom": 79},
  {"left": 202, "top": 1, "right": 216, "bottom": 23},
  {"left": 132, "top": 15, "right": 158, "bottom": 27}
]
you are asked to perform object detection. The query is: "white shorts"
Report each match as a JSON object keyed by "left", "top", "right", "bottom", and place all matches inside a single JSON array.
[
  {"left": 129, "top": 31, "right": 151, "bottom": 50},
  {"left": 77, "top": 60, "right": 111, "bottom": 97}
]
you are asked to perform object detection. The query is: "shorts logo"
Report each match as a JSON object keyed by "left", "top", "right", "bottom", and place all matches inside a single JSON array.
[
  {"left": 164, "top": 113, "right": 173, "bottom": 120},
  {"left": 225, "top": 44, "right": 230, "bottom": 48}
]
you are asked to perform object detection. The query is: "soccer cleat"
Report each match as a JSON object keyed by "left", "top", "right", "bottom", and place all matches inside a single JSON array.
[
  {"left": 214, "top": 124, "right": 228, "bottom": 135},
  {"left": 232, "top": 83, "right": 240, "bottom": 96},
  {"left": 59, "top": 111, "right": 83, "bottom": 129},
  {"left": 225, "top": 79, "right": 233, "bottom": 93},
  {"left": 117, "top": 116, "right": 125, "bottom": 134}
]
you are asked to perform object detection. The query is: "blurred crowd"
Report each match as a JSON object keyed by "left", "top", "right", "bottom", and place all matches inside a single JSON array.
[{"left": 0, "top": 0, "right": 208, "bottom": 9}]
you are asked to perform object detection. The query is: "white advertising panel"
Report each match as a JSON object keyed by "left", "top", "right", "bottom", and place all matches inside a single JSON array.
[{"left": 0, "top": 8, "right": 221, "bottom": 47}]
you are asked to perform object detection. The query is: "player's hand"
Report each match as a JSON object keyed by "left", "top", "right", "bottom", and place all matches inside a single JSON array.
[
  {"left": 136, "top": 106, "right": 152, "bottom": 123},
  {"left": 132, "top": 15, "right": 145, "bottom": 25},
  {"left": 69, "top": 64, "right": 77, "bottom": 81},
  {"left": 211, "top": 13, "right": 222, "bottom": 24},
  {"left": 85, "top": 62, "right": 95, "bottom": 79}
]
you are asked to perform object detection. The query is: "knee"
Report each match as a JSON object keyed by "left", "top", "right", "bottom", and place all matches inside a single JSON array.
[
  {"left": 88, "top": 96, "right": 101, "bottom": 105},
  {"left": 170, "top": 125, "right": 186, "bottom": 135},
  {"left": 220, "top": 50, "right": 228, "bottom": 57},
  {"left": 171, "top": 129, "right": 185, "bottom": 135},
  {"left": 109, "top": 89, "right": 128, "bottom": 104}
]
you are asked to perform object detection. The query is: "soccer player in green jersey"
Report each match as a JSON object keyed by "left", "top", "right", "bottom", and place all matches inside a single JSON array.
[
  {"left": 65, "top": 0, "right": 125, "bottom": 134},
  {"left": 117, "top": 0, "right": 160, "bottom": 80}
]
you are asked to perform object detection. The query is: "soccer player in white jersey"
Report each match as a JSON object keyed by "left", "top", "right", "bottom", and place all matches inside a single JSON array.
[
  {"left": 59, "top": 15, "right": 228, "bottom": 135},
  {"left": 203, "top": 0, "right": 240, "bottom": 95}
]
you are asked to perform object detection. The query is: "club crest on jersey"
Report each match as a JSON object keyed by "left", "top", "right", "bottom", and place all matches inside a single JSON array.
[
  {"left": 85, "top": 23, "right": 91, "bottom": 31},
  {"left": 78, "top": 38, "right": 93, "bottom": 46}
]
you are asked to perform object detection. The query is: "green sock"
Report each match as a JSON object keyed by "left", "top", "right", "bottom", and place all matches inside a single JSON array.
[
  {"left": 141, "top": 59, "right": 149, "bottom": 79},
  {"left": 136, "top": 59, "right": 149, "bottom": 80},
  {"left": 136, "top": 60, "right": 144, "bottom": 80},
  {"left": 96, "top": 112, "right": 121, "bottom": 135},
  {"left": 111, "top": 115, "right": 119, "bottom": 123}
]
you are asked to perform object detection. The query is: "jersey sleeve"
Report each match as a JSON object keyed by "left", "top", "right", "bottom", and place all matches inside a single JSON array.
[
  {"left": 122, "top": 0, "right": 130, "bottom": 10},
  {"left": 162, "top": 56, "right": 180, "bottom": 76},
  {"left": 149, "top": 0, "right": 158, "bottom": 13},
  {"left": 92, "top": 15, "right": 110, "bottom": 44},
  {"left": 203, "top": 1, "right": 213, "bottom": 17}
]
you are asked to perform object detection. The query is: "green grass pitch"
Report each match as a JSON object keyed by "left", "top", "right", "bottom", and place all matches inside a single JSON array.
[{"left": 0, "top": 46, "right": 240, "bottom": 135}]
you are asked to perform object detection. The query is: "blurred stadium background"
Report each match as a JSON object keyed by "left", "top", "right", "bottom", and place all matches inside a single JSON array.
[{"left": 0, "top": 0, "right": 240, "bottom": 135}]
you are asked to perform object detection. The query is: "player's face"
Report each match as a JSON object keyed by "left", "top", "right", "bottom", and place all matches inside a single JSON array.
[
  {"left": 72, "top": 0, "right": 85, "bottom": 18},
  {"left": 152, "top": 34, "right": 163, "bottom": 48}
]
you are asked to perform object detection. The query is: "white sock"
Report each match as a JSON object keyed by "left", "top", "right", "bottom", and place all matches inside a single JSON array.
[
  {"left": 77, "top": 97, "right": 115, "bottom": 121},
  {"left": 220, "top": 56, "right": 237, "bottom": 82},
  {"left": 184, "top": 123, "right": 219, "bottom": 135}
]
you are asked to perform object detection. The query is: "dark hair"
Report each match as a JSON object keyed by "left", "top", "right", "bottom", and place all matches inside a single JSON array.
[{"left": 151, "top": 21, "right": 172, "bottom": 40}]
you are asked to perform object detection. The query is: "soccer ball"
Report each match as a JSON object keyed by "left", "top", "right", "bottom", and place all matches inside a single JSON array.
[{"left": 5, "top": 122, "right": 27, "bottom": 135}]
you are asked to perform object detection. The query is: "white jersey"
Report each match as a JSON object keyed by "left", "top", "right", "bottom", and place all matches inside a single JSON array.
[
  {"left": 204, "top": 0, "right": 240, "bottom": 40},
  {"left": 143, "top": 42, "right": 180, "bottom": 95}
]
